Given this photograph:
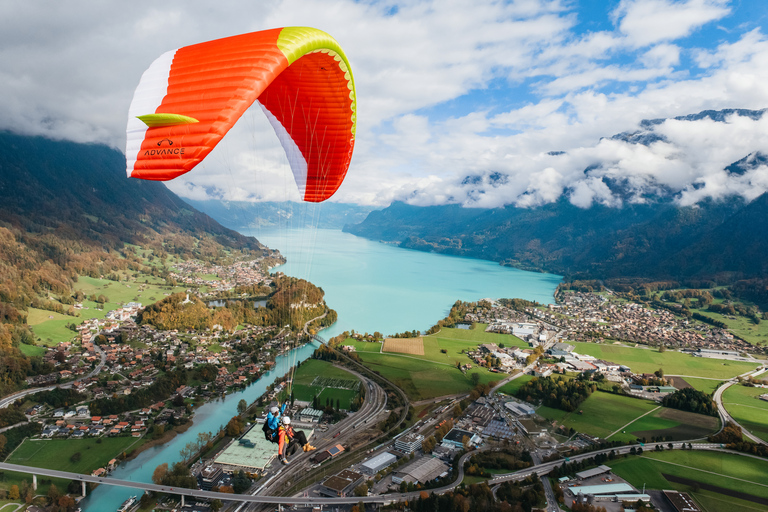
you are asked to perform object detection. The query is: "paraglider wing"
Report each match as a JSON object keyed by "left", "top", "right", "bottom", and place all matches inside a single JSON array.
[{"left": 126, "top": 27, "right": 356, "bottom": 202}]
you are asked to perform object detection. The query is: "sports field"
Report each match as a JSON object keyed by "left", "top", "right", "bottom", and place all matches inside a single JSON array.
[
  {"left": 7, "top": 437, "right": 143, "bottom": 474},
  {"left": 572, "top": 342, "right": 758, "bottom": 378},
  {"left": 290, "top": 359, "right": 361, "bottom": 409},
  {"left": 723, "top": 384, "right": 768, "bottom": 443},
  {"left": 536, "top": 391, "right": 718, "bottom": 441},
  {"left": 608, "top": 450, "right": 768, "bottom": 511}
]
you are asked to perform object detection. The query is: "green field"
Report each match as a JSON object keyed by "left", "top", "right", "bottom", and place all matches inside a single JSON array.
[
  {"left": 723, "top": 384, "right": 768, "bottom": 443},
  {"left": 345, "top": 326, "right": 514, "bottom": 401},
  {"left": 572, "top": 342, "right": 758, "bottom": 378},
  {"left": 675, "top": 376, "right": 723, "bottom": 394},
  {"left": 497, "top": 374, "right": 533, "bottom": 396},
  {"left": 290, "top": 359, "right": 361, "bottom": 409},
  {"left": 608, "top": 450, "right": 768, "bottom": 510},
  {"left": 354, "top": 351, "right": 498, "bottom": 401},
  {"left": 535, "top": 391, "right": 718, "bottom": 442},
  {"left": 536, "top": 392, "right": 659, "bottom": 440},
  {"left": 430, "top": 324, "right": 528, "bottom": 348},
  {"left": 18, "top": 343, "right": 46, "bottom": 357},
  {"left": 26, "top": 275, "right": 188, "bottom": 345},
  {"left": 7, "top": 437, "right": 144, "bottom": 475}
]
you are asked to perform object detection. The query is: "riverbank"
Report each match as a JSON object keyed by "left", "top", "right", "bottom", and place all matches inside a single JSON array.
[{"left": 123, "top": 421, "right": 194, "bottom": 463}]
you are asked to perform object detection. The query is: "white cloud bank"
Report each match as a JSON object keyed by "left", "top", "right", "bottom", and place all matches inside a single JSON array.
[{"left": 0, "top": 0, "right": 767, "bottom": 208}]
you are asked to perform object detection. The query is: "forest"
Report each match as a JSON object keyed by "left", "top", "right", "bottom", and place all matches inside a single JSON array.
[
  {"left": 661, "top": 387, "right": 718, "bottom": 417},
  {"left": 516, "top": 375, "right": 596, "bottom": 412}
]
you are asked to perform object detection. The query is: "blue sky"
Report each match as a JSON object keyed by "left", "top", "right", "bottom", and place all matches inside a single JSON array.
[{"left": 1, "top": 0, "right": 768, "bottom": 207}]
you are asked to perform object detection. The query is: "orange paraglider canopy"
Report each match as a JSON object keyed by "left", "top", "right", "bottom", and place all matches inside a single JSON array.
[{"left": 126, "top": 27, "right": 356, "bottom": 202}]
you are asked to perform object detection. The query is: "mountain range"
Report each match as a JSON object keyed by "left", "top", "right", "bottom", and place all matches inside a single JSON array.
[{"left": 345, "top": 109, "right": 768, "bottom": 281}]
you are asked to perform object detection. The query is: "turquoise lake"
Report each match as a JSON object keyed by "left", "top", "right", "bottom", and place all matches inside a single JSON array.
[
  {"left": 81, "top": 227, "right": 561, "bottom": 509},
  {"left": 250, "top": 228, "right": 563, "bottom": 339}
]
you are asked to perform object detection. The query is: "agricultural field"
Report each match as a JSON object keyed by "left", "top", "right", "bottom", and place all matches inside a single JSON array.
[
  {"left": 353, "top": 351, "right": 498, "bottom": 401},
  {"left": 608, "top": 450, "right": 768, "bottom": 512},
  {"left": 290, "top": 359, "right": 361, "bottom": 409},
  {"left": 536, "top": 391, "right": 718, "bottom": 442},
  {"left": 346, "top": 326, "right": 515, "bottom": 400},
  {"left": 536, "top": 392, "right": 659, "bottom": 441},
  {"left": 383, "top": 337, "right": 424, "bottom": 355},
  {"left": 7, "top": 437, "right": 143, "bottom": 475},
  {"left": 571, "top": 342, "right": 759, "bottom": 379},
  {"left": 722, "top": 384, "right": 768, "bottom": 443},
  {"left": 671, "top": 376, "right": 723, "bottom": 394}
]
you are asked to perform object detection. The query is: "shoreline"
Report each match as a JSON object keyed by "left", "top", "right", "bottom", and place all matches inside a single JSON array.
[{"left": 123, "top": 421, "right": 193, "bottom": 462}]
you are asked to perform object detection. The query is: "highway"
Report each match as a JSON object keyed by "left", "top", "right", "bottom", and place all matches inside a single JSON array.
[
  {"left": 712, "top": 367, "right": 767, "bottom": 445},
  {"left": 0, "top": 442, "right": 758, "bottom": 506}
]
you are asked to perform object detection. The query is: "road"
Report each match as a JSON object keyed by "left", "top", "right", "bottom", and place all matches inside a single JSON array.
[
  {"left": 0, "top": 343, "right": 106, "bottom": 409},
  {"left": 0, "top": 442, "right": 755, "bottom": 506},
  {"left": 712, "top": 367, "right": 767, "bottom": 445},
  {"left": 253, "top": 365, "right": 388, "bottom": 498}
]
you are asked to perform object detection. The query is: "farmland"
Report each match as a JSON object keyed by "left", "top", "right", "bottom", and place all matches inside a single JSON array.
[
  {"left": 722, "top": 384, "right": 768, "bottom": 443},
  {"left": 7, "top": 437, "right": 144, "bottom": 475},
  {"left": 608, "top": 450, "right": 768, "bottom": 512},
  {"left": 344, "top": 326, "right": 516, "bottom": 400},
  {"left": 571, "top": 342, "right": 758, "bottom": 379},
  {"left": 535, "top": 391, "right": 718, "bottom": 442}
]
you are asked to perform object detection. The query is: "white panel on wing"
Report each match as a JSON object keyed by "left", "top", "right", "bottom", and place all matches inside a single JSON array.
[
  {"left": 259, "top": 101, "right": 308, "bottom": 200},
  {"left": 125, "top": 49, "right": 177, "bottom": 176}
]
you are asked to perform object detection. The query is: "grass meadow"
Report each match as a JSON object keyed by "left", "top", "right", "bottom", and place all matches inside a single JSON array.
[
  {"left": 536, "top": 391, "right": 718, "bottom": 442},
  {"left": 571, "top": 342, "right": 758, "bottom": 379},
  {"left": 346, "top": 326, "right": 515, "bottom": 400},
  {"left": 608, "top": 450, "right": 768, "bottom": 511},
  {"left": 26, "top": 275, "right": 188, "bottom": 345},
  {"left": 7, "top": 437, "right": 144, "bottom": 474},
  {"left": 723, "top": 384, "right": 768, "bottom": 443}
]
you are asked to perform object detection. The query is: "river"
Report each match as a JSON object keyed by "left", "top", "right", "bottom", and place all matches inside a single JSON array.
[
  {"left": 80, "top": 341, "right": 319, "bottom": 510},
  {"left": 82, "top": 227, "right": 561, "bottom": 509}
]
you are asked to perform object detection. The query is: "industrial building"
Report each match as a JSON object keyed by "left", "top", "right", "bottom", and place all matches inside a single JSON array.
[
  {"left": 318, "top": 469, "right": 364, "bottom": 497},
  {"left": 394, "top": 433, "right": 424, "bottom": 454},
  {"left": 441, "top": 428, "right": 480, "bottom": 449},
  {"left": 360, "top": 452, "right": 397, "bottom": 475},
  {"left": 575, "top": 465, "right": 612, "bottom": 480},
  {"left": 299, "top": 407, "right": 324, "bottom": 423},
  {"left": 392, "top": 457, "right": 449, "bottom": 485},
  {"left": 504, "top": 400, "right": 535, "bottom": 416}
]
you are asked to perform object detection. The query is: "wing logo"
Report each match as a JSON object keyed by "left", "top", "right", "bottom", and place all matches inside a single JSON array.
[{"left": 157, "top": 138, "right": 173, "bottom": 147}]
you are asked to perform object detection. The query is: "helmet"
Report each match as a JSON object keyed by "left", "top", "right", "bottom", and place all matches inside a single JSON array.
[
  {"left": 282, "top": 416, "right": 291, "bottom": 425},
  {"left": 270, "top": 406, "right": 279, "bottom": 414}
]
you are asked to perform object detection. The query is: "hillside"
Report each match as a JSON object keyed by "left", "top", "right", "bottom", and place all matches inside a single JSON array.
[
  {"left": 0, "top": 131, "right": 271, "bottom": 394},
  {"left": 345, "top": 108, "right": 768, "bottom": 281},
  {"left": 344, "top": 195, "right": 768, "bottom": 280}
]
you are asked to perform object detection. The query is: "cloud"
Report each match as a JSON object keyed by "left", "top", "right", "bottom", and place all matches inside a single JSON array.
[
  {"left": 0, "top": 0, "right": 766, "bottom": 211},
  {"left": 613, "top": 0, "right": 730, "bottom": 47}
]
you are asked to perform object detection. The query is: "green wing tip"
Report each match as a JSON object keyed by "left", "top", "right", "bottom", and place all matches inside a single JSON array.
[{"left": 137, "top": 113, "right": 199, "bottom": 127}]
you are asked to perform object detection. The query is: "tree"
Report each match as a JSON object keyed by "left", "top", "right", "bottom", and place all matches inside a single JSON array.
[
  {"left": 211, "top": 499, "right": 223, "bottom": 512},
  {"left": 470, "top": 373, "right": 481, "bottom": 386},
  {"left": 152, "top": 463, "right": 169, "bottom": 485},
  {"left": 354, "top": 483, "right": 369, "bottom": 496},
  {"left": 237, "top": 399, "right": 247, "bottom": 415},
  {"left": 8, "top": 485, "right": 18, "bottom": 500}
]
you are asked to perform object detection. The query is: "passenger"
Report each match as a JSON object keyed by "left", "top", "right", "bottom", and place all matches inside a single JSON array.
[
  {"left": 278, "top": 416, "right": 316, "bottom": 464},
  {"left": 263, "top": 402, "right": 286, "bottom": 443}
]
